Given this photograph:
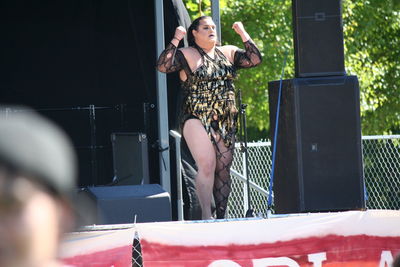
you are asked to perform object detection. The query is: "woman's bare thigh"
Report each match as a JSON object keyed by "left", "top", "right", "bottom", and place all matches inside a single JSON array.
[{"left": 182, "top": 119, "right": 216, "bottom": 171}]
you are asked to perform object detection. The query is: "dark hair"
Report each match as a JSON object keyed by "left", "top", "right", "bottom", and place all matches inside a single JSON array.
[{"left": 187, "top": 16, "right": 213, "bottom": 47}]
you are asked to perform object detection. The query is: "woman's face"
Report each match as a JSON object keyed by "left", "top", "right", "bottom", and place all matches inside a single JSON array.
[{"left": 193, "top": 17, "right": 217, "bottom": 45}]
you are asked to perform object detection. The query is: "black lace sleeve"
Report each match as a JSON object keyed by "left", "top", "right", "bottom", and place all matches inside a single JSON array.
[
  {"left": 233, "top": 39, "right": 262, "bottom": 69},
  {"left": 156, "top": 42, "right": 185, "bottom": 73}
]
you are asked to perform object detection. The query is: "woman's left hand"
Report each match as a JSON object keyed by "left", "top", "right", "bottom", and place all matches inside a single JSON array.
[
  {"left": 232, "top": 22, "right": 246, "bottom": 36},
  {"left": 232, "top": 21, "right": 250, "bottom": 42}
]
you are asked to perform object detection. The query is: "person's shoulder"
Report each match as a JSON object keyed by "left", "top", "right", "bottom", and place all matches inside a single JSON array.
[
  {"left": 178, "top": 46, "right": 199, "bottom": 60},
  {"left": 218, "top": 45, "right": 239, "bottom": 53},
  {"left": 218, "top": 45, "right": 239, "bottom": 63},
  {"left": 179, "top": 46, "right": 197, "bottom": 54}
]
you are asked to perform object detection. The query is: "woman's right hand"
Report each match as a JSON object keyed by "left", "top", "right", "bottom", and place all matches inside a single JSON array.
[{"left": 174, "top": 26, "right": 187, "bottom": 41}]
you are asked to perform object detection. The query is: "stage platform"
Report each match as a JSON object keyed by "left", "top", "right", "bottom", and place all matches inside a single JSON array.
[{"left": 61, "top": 210, "right": 400, "bottom": 267}]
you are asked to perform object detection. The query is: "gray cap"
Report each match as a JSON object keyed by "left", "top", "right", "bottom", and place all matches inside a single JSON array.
[{"left": 0, "top": 106, "right": 77, "bottom": 196}]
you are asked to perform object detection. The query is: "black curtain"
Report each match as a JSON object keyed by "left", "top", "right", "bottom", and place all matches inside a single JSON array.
[{"left": 0, "top": 0, "right": 193, "bottom": 220}]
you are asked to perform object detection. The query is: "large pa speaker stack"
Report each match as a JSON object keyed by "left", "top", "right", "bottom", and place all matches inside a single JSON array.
[
  {"left": 292, "top": 0, "right": 345, "bottom": 77},
  {"left": 268, "top": 76, "right": 365, "bottom": 213},
  {"left": 268, "top": 0, "right": 365, "bottom": 213}
]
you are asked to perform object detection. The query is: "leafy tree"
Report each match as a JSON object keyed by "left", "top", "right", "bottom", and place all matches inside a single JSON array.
[
  {"left": 343, "top": 0, "right": 400, "bottom": 135},
  {"left": 182, "top": 0, "right": 400, "bottom": 139},
  {"left": 219, "top": 0, "right": 294, "bottom": 140}
]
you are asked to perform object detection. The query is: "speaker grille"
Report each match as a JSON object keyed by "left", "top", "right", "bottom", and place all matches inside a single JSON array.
[
  {"left": 268, "top": 76, "right": 365, "bottom": 213},
  {"left": 111, "top": 132, "right": 149, "bottom": 185},
  {"left": 292, "top": 0, "right": 345, "bottom": 77}
]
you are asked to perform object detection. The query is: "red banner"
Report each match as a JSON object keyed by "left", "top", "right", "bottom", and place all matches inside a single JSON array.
[
  {"left": 135, "top": 210, "right": 400, "bottom": 267},
  {"left": 61, "top": 227, "right": 135, "bottom": 267},
  {"left": 60, "top": 210, "right": 400, "bottom": 267}
]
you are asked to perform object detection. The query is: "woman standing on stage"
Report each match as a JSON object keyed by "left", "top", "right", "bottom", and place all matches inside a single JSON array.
[{"left": 157, "top": 16, "right": 262, "bottom": 219}]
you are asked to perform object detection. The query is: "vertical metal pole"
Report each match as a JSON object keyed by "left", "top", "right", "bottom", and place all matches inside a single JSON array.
[
  {"left": 170, "top": 130, "right": 184, "bottom": 221},
  {"left": 154, "top": 0, "right": 171, "bottom": 194},
  {"left": 242, "top": 145, "right": 249, "bottom": 212},
  {"left": 89, "top": 105, "right": 98, "bottom": 186},
  {"left": 211, "top": 0, "right": 221, "bottom": 42}
]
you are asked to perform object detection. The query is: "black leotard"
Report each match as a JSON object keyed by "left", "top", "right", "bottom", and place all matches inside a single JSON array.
[{"left": 156, "top": 40, "right": 262, "bottom": 148}]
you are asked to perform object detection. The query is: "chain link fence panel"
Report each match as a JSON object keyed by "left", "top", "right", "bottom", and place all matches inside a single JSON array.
[
  {"left": 363, "top": 136, "right": 400, "bottom": 209},
  {"left": 228, "top": 135, "right": 400, "bottom": 218},
  {"left": 229, "top": 141, "right": 273, "bottom": 218}
]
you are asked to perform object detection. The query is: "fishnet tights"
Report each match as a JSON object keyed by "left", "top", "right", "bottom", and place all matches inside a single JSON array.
[{"left": 212, "top": 136, "right": 235, "bottom": 219}]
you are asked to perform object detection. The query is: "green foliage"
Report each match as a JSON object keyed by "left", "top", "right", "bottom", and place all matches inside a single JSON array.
[
  {"left": 220, "top": 0, "right": 294, "bottom": 140},
  {"left": 183, "top": 0, "right": 227, "bottom": 18},
  {"left": 182, "top": 0, "right": 400, "bottom": 139},
  {"left": 343, "top": 0, "right": 400, "bottom": 134}
]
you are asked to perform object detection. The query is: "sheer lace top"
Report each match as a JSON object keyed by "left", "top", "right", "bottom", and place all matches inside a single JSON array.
[
  {"left": 156, "top": 40, "right": 262, "bottom": 148},
  {"left": 156, "top": 39, "right": 262, "bottom": 76}
]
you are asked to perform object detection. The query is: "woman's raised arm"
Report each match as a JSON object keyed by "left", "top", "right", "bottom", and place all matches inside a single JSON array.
[
  {"left": 156, "top": 26, "right": 187, "bottom": 73},
  {"left": 231, "top": 22, "right": 262, "bottom": 69}
]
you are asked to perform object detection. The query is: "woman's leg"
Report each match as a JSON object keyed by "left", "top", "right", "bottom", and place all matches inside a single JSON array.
[
  {"left": 183, "top": 119, "right": 216, "bottom": 219},
  {"left": 213, "top": 135, "right": 235, "bottom": 219}
]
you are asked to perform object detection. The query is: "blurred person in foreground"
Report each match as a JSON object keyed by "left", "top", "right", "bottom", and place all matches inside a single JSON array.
[{"left": 0, "top": 106, "right": 77, "bottom": 267}]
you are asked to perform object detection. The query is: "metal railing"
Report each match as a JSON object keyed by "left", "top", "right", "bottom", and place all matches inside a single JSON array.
[
  {"left": 169, "top": 130, "right": 184, "bottom": 221},
  {"left": 169, "top": 133, "right": 400, "bottom": 219}
]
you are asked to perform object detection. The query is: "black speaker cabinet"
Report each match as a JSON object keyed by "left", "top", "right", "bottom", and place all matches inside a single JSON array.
[
  {"left": 268, "top": 75, "right": 365, "bottom": 213},
  {"left": 111, "top": 132, "right": 149, "bottom": 185},
  {"left": 80, "top": 184, "right": 171, "bottom": 224},
  {"left": 292, "top": 0, "right": 345, "bottom": 77}
]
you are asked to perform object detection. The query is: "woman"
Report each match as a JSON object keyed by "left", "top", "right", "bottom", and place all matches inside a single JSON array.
[{"left": 157, "top": 16, "right": 262, "bottom": 219}]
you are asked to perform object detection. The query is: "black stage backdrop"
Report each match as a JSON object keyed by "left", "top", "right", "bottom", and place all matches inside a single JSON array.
[{"left": 0, "top": 0, "right": 186, "bottom": 194}]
